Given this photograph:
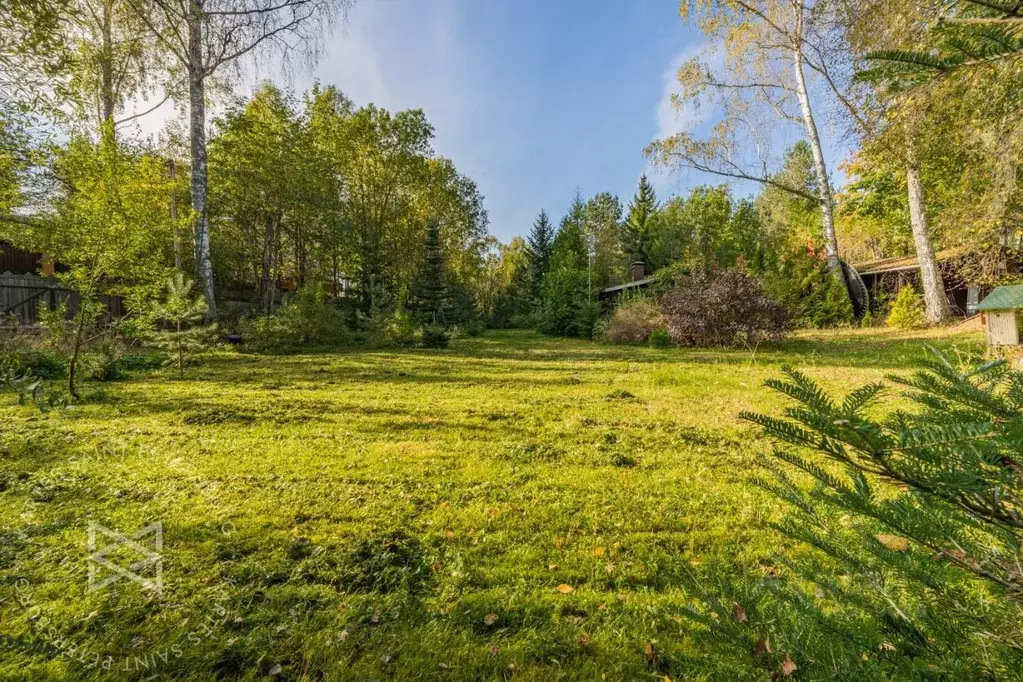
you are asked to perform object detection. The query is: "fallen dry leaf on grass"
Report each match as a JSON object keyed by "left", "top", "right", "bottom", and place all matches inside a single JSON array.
[
  {"left": 753, "top": 638, "right": 772, "bottom": 658},
  {"left": 876, "top": 534, "right": 910, "bottom": 551},
  {"left": 781, "top": 655, "right": 797, "bottom": 676},
  {"left": 556, "top": 584, "right": 575, "bottom": 594},
  {"left": 484, "top": 613, "right": 499, "bottom": 626},
  {"left": 732, "top": 603, "right": 747, "bottom": 622}
]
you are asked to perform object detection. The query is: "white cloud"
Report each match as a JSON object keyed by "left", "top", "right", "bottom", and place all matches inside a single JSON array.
[
  {"left": 311, "top": 0, "right": 474, "bottom": 151},
  {"left": 646, "top": 42, "right": 720, "bottom": 198},
  {"left": 118, "top": 1, "right": 474, "bottom": 148},
  {"left": 311, "top": 24, "right": 391, "bottom": 107},
  {"left": 653, "top": 43, "right": 710, "bottom": 143}
]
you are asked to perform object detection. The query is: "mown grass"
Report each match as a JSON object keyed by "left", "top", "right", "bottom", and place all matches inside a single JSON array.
[{"left": 0, "top": 327, "right": 984, "bottom": 681}]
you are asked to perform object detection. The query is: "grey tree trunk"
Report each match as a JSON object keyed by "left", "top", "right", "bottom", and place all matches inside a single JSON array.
[
  {"left": 906, "top": 137, "right": 951, "bottom": 324},
  {"left": 187, "top": 4, "right": 217, "bottom": 321},
  {"left": 169, "top": 158, "right": 182, "bottom": 270},
  {"left": 792, "top": 5, "right": 839, "bottom": 271},
  {"left": 100, "top": 0, "right": 115, "bottom": 126},
  {"left": 260, "top": 216, "right": 274, "bottom": 316}
]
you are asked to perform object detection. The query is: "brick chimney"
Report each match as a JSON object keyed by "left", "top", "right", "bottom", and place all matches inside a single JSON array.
[{"left": 630, "top": 261, "right": 645, "bottom": 282}]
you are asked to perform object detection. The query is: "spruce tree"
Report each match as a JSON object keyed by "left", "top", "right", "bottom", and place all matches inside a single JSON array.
[
  {"left": 151, "top": 273, "right": 213, "bottom": 378},
  {"left": 527, "top": 209, "right": 555, "bottom": 302},
  {"left": 536, "top": 195, "right": 597, "bottom": 338},
  {"left": 550, "top": 193, "right": 589, "bottom": 272},
  {"left": 801, "top": 269, "right": 855, "bottom": 328},
  {"left": 413, "top": 218, "right": 447, "bottom": 324},
  {"left": 680, "top": 352, "right": 1023, "bottom": 679},
  {"left": 623, "top": 174, "right": 658, "bottom": 265}
]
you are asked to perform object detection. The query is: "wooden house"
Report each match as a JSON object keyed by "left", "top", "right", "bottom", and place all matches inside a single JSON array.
[
  {"left": 598, "top": 261, "right": 655, "bottom": 309},
  {"left": 853, "top": 249, "right": 984, "bottom": 317}
]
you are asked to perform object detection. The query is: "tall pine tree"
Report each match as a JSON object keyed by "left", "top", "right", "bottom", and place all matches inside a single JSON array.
[
  {"left": 536, "top": 193, "right": 597, "bottom": 338},
  {"left": 551, "top": 193, "right": 589, "bottom": 272},
  {"left": 527, "top": 209, "right": 555, "bottom": 302},
  {"left": 623, "top": 174, "right": 658, "bottom": 266},
  {"left": 413, "top": 218, "right": 447, "bottom": 323}
]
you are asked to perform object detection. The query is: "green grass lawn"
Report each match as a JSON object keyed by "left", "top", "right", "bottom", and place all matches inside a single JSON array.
[{"left": 0, "top": 328, "right": 985, "bottom": 681}]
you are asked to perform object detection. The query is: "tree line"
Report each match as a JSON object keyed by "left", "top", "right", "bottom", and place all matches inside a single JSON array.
[
  {"left": 1, "top": 0, "right": 494, "bottom": 334},
  {"left": 487, "top": 0, "right": 1022, "bottom": 339},
  {"left": 644, "top": 0, "right": 1023, "bottom": 325},
  {"left": 2, "top": 0, "right": 1020, "bottom": 342},
  {"left": 486, "top": 142, "right": 858, "bottom": 338}
]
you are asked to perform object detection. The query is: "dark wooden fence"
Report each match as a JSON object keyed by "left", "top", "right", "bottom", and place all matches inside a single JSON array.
[{"left": 0, "top": 273, "right": 124, "bottom": 325}]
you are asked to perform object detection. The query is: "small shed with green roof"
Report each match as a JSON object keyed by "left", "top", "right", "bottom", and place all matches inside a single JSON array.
[{"left": 977, "top": 285, "right": 1023, "bottom": 346}]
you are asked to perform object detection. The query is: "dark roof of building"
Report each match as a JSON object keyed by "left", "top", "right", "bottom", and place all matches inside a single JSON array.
[
  {"left": 853, "top": 248, "right": 963, "bottom": 276},
  {"left": 977, "top": 285, "right": 1023, "bottom": 312},
  {"left": 599, "top": 278, "right": 656, "bottom": 295}
]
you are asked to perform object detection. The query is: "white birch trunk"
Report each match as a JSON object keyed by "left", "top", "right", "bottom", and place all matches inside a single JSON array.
[
  {"left": 792, "top": 3, "right": 839, "bottom": 270},
  {"left": 187, "top": 3, "right": 217, "bottom": 321},
  {"left": 906, "top": 137, "right": 951, "bottom": 324},
  {"left": 169, "top": 158, "right": 182, "bottom": 270},
  {"left": 100, "top": 0, "right": 115, "bottom": 126}
]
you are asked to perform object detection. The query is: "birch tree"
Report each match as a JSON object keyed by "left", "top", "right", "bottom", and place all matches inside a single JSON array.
[
  {"left": 646, "top": 0, "right": 844, "bottom": 269},
  {"left": 65, "top": 0, "right": 156, "bottom": 131},
  {"left": 208, "top": 83, "right": 301, "bottom": 316},
  {"left": 854, "top": 0, "right": 1023, "bottom": 318},
  {"left": 131, "top": 0, "right": 349, "bottom": 320},
  {"left": 313, "top": 100, "right": 433, "bottom": 311},
  {"left": 793, "top": 0, "right": 954, "bottom": 323}
]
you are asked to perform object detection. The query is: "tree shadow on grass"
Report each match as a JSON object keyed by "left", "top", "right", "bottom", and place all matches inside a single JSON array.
[{"left": 445, "top": 330, "right": 985, "bottom": 370}]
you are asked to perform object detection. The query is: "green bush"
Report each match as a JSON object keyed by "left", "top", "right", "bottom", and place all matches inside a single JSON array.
[
  {"left": 383, "top": 308, "right": 418, "bottom": 347},
  {"left": 116, "top": 351, "right": 169, "bottom": 372},
  {"left": 648, "top": 327, "right": 673, "bottom": 348},
  {"left": 85, "top": 338, "right": 131, "bottom": 381},
  {"left": 508, "top": 312, "right": 537, "bottom": 330},
  {"left": 3, "top": 350, "right": 67, "bottom": 379},
  {"left": 886, "top": 284, "right": 927, "bottom": 330},
  {"left": 650, "top": 261, "right": 691, "bottom": 296},
  {"left": 242, "top": 282, "right": 351, "bottom": 352},
  {"left": 420, "top": 324, "right": 450, "bottom": 349},
  {"left": 461, "top": 318, "right": 486, "bottom": 338},
  {"left": 599, "top": 298, "right": 662, "bottom": 344},
  {"left": 801, "top": 269, "right": 855, "bottom": 328},
  {"left": 537, "top": 267, "right": 599, "bottom": 338},
  {"left": 683, "top": 353, "right": 1023, "bottom": 679},
  {"left": 859, "top": 308, "right": 875, "bottom": 328}
]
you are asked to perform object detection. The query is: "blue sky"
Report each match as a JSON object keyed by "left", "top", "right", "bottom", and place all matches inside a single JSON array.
[
  {"left": 130, "top": 0, "right": 846, "bottom": 242},
  {"left": 306, "top": 0, "right": 718, "bottom": 242}
]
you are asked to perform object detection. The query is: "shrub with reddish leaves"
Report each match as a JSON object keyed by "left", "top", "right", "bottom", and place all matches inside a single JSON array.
[{"left": 660, "top": 268, "right": 789, "bottom": 347}]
